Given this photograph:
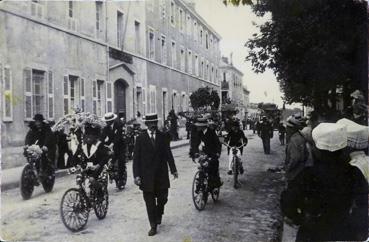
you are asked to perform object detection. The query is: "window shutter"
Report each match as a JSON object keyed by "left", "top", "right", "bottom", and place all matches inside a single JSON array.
[
  {"left": 92, "top": 80, "right": 97, "bottom": 114},
  {"left": 24, "top": 68, "right": 32, "bottom": 119},
  {"left": 63, "top": 75, "right": 69, "bottom": 115},
  {"left": 48, "top": 71, "right": 54, "bottom": 119},
  {"left": 80, "top": 78, "right": 85, "bottom": 112},
  {"left": 106, "top": 82, "right": 112, "bottom": 113}
]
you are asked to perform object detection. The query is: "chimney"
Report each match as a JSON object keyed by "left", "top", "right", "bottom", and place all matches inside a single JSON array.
[
  {"left": 222, "top": 56, "right": 229, "bottom": 64},
  {"left": 185, "top": 0, "right": 196, "bottom": 10}
]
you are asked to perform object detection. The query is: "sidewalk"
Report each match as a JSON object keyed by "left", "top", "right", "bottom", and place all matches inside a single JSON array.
[{"left": 1, "top": 138, "right": 189, "bottom": 191}]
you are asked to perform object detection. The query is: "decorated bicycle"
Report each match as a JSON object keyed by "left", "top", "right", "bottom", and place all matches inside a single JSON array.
[
  {"left": 57, "top": 114, "right": 110, "bottom": 232},
  {"left": 20, "top": 114, "right": 56, "bottom": 200}
]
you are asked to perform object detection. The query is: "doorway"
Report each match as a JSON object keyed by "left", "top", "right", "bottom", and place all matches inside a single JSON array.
[{"left": 114, "top": 79, "right": 128, "bottom": 119}]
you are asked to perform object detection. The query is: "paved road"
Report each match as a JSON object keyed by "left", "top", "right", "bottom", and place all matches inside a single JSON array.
[{"left": 1, "top": 130, "right": 285, "bottom": 242}]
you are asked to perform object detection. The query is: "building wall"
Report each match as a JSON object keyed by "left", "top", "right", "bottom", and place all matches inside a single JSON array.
[
  {"left": 144, "top": 0, "right": 221, "bottom": 121},
  {"left": 0, "top": 1, "right": 146, "bottom": 147}
]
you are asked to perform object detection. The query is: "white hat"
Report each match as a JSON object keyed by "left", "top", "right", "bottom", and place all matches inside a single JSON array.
[
  {"left": 312, "top": 123, "right": 347, "bottom": 152},
  {"left": 103, "top": 112, "right": 117, "bottom": 122},
  {"left": 337, "top": 118, "right": 369, "bottom": 149}
]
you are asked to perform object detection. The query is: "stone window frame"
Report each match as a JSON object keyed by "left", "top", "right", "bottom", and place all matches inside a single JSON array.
[{"left": 148, "top": 26, "right": 155, "bottom": 60}]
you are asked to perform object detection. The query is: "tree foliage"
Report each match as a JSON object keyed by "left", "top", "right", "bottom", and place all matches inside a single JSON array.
[
  {"left": 225, "top": 0, "right": 367, "bottom": 112},
  {"left": 190, "top": 87, "right": 220, "bottom": 110}
]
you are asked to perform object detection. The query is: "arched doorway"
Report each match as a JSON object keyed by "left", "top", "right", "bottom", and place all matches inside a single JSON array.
[{"left": 114, "top": 79, "right": 128, "bottom": 119}]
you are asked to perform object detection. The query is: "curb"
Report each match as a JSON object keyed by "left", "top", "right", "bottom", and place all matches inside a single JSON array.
[
  {"left": 1, "top": 169, "right": 70, "bottom": 192},
  {"left": 1, "top": 141, "right": 190, "bottom": 192}
]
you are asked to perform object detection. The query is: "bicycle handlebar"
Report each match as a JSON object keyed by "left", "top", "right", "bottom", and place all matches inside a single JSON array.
[{"left": 221, "top": 142, "right": 246, "bottom": 150}]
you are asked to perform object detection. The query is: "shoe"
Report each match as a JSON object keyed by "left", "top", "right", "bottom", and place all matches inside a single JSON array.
[
  {"left": 227, "top": 170, "right": 232, "bottom": 175},
  {"left": 156, "top": 216, "right": 162, "bottom": 225},
  {"left": 148, "top": 227, "right": 157, "bottom": 236}
]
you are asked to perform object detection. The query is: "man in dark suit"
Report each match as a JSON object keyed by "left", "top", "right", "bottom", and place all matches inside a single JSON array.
[
  {"left": 101, "top": 112, "right": 127, "bottom": 189},
  {"left": 133, "top": 113, "right": 178, "bottom": 236}
]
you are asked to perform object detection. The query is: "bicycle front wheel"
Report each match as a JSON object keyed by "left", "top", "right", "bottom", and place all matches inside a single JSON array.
[
  {"left": 192, "top": 171, "right": 207, "bottom": 211},
  {"left": 60, "top": 188, "right": 89, "bottom": 232}
]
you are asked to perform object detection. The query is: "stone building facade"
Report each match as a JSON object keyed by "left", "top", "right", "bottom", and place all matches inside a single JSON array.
[
  {"left": 144, "top": 0, "right": 221, "bottom": 121},
  {"left": 0, "top": 0, "right": 222, "bottom": 167}
]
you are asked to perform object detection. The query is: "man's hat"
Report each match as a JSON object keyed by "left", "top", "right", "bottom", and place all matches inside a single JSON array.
[
  {"left": 144, "top": 113, "right": 159, "bottom": 122},
  {"left": 312, "top": 123, "right": 347, "bottom": 152},
  {"left": 286, "top": 114, "right": 305, "bottom": 128},
  {"left": 103, "top": 112, "right": 117, "bottom": 122},
  {"left": 33, "top": 114, "right": 45, "bottom": 122},
  {"left": 194, "top": 117, "right": 207, "bottom": 127},
  {"left": 337, "top": 118, "right": 369, "bottom": 150}
]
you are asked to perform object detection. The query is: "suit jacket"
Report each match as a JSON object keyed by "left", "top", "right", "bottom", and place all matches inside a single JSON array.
[
  {"left": 199, "top": 129, "right": 221, "bottom": 158},
  {"left": 133, "top": 130, "right": 177, "bottom": 192},
  {"left": 100, "top": 120, "right": 126, "bottom": 155},
  {"left": 73, "top": 141, "right": 111, "bottom": 177}
]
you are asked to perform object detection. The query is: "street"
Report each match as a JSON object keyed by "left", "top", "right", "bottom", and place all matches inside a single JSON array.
[{"left": 1, "top": 130, "right": 285, "bottom": 242}]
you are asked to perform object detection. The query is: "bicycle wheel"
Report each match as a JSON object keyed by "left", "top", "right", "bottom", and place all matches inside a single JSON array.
[
  {"left": 41, "top": 169, "right": 55, "bottom": 193},
  {"left": 60, "top": 188, "right": 89, "bottom": 232},
  {"left": 233, "top": 157, "right": 239, "bottom": 189},
  {"left": 94, "top": 185, "right": 109, "bottom": 219},
  {"left": 192, "top": 171, "right": 207, "bottom": 211},
  {"left": 20, "top": 164, "right": 35, "bottom": 200}
]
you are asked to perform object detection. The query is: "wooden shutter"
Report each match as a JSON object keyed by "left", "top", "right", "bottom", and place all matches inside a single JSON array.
[{"left": 24, "top": 68, "right": 32, "bottom": 120}]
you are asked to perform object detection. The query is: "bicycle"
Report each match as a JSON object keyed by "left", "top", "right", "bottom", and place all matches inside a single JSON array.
[
  {"left": 60, "top": 164, "right": 109, "bottom": 232},
  {"left": 191, "top": 154, "right": 220, "bottom": 211},
  {"left": 222, "top": 143, "right": 246, "bottom": 189},
  {"left": 20, "top": 145, "right": 55, "bottom": 200}
]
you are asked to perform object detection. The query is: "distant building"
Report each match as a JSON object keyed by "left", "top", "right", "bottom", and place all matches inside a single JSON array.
[{"left": 219, "top": 55, "right": 247, "bottom": 118}]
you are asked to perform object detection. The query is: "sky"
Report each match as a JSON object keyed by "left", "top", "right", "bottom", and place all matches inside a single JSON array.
[{"left": 193, "top": 0, "right": 300, "bottom": 109}]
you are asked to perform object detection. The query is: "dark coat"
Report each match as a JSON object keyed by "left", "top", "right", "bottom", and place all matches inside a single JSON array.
[
  {"left": 199, "top": 129, "right": 222, "bottom": 158},
  {"left": 25, "top": 122, "right": 56, "bottom": 163},
  {"left": 258, "top": 120, "right": 273, "bottom": 139},
  {"left": 133, "top": 130, "right": 177, "bottom": 192},
  {"left": 100, "top": 120, "right": 126, "bottom": 155},
  {"left": 73, "top": 141, "right": 111, "bottom": 177},
  {"left": 283, "top": 149, "right": 368, "bottom": 241},
  {"left": 225, "top": 129, "right": 248, "bottom": 154}
]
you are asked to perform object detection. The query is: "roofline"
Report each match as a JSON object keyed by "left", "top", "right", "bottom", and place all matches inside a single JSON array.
[
  {"left": 219, "top": 64, "right": 243, "bottom": 76},
  {"left": 178, "top": 0, "right": 222, "bottom": 40}
]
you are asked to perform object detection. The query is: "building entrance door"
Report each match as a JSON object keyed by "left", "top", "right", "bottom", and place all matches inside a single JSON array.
[{"left": 114, "top": 79, "right": 127, "bottom": 119}]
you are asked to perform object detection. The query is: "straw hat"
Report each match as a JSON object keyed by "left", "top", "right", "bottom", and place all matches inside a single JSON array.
[{"left": 103, "top": 112, "right": 117, "bottom": 122}]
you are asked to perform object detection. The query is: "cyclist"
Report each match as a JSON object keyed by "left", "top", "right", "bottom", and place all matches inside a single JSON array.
[
  {"left": 73, "top": 124, "right": 111, "bottom": 194},
  {"left": 24, "top": 114, "right": 56, "bottom": 178},
  {"left": 191, "top": 117, "right": 222, "bottom": 188},
  {"left": 225, "top": 121, "right": 248, "bottom": 175}
]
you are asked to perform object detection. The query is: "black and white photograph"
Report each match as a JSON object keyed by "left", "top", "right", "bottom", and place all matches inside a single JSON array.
[{"left": 0, "top": 0, "right": 368, "bottom": 241}]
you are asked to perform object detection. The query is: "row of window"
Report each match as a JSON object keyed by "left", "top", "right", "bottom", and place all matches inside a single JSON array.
[
  {"left": 166, "top": 0, "right": 218, "bottom": 53},
  {"left": 0, "top": 65, "right": 191, "bottom": 122},
  {"left": 148, "top": 30, "right": 220, "bottom": 84},
  {"left": 148, "top": 85, "right": 190, "bottom": 114}
]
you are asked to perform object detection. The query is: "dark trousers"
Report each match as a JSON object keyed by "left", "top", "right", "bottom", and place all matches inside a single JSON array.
[
  {"left": 114, "top": 152, "right": 126, "bottom": 178},
  {"left": 208, "top": 158, "right": 221, "bottom": 187},
  {"left": 143, "top": 189, "right": 169, "bottom": 228},
  {"left": 262, "top": 138, "right": 271, "bottom": 154}
]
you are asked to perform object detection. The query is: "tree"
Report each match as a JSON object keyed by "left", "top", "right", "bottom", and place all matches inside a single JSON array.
[
  {"left": 190, "top": 87, "right": 220, "bottom": 110},
  {"left": 225, "top": 0, "right": 367, "bottom": 113}
]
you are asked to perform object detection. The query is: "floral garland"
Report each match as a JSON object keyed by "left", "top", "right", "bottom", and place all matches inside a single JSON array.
[
  {"left": 26, "top": 145, "right": 43, "bottom": 160},
  {"left": 52, "top": 112, "right": 106, "bottom": 134}
]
